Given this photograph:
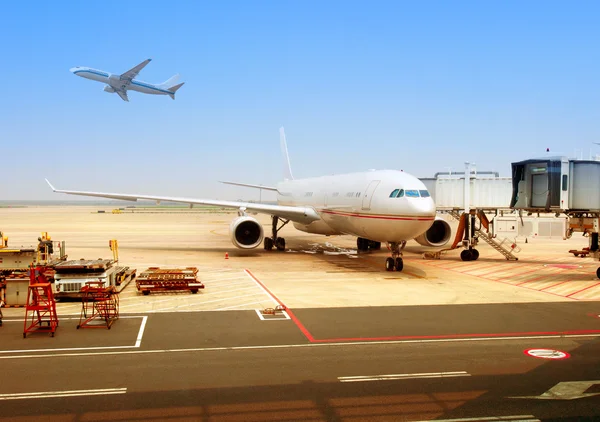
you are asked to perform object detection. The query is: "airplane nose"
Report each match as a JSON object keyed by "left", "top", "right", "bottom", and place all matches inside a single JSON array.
[{"left": 69, "top": 67, "right": 80, "bottom": 74}]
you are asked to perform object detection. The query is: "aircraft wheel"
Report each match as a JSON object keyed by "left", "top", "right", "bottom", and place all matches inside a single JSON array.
[
  {"left": 276, "top": 237, "right": 286, "bottom": 251},
  {"left": 394, "top": 257, "right": 403, "bottom": 271},
  {"left": 596, "top": 267, "right": 600, "bottom": 279},
  {"left": 460, "top": 249, "right": 472, "bottom": 261},
  {"left": 264, "top": 237, "right": 273, "bottom": 250},
  {"left": 385, "top": 257, "right": 395, "bottom": 271},
  {"left": 470, "top": 249, "right": 480, "bottom": 261}
]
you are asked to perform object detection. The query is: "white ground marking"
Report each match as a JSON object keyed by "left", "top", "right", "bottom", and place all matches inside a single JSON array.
[
  {"left": 0, "top": 316, "right": 147, "bottom": 354},
  {"left": 254, "top": 309, "right": 291, "bottom": 320},
  {"left": 0, "top": 388, "right": 127, "bottom": 400},
  {"left": 0, "top": 333, "right": 598, "bottom": 360},
  {"left": 216, "top": 301, "right": 266, "bottom": 310},
  {"left": 511, "top": 380, "right": 600, "bottom": 400},
  {"left": 338, "top": 371, "right": 470, "bottom": 382}
]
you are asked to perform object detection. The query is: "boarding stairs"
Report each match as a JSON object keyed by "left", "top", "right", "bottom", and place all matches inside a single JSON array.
[{"left": 448, "top": 210, "right": 520, "bottom": 261}]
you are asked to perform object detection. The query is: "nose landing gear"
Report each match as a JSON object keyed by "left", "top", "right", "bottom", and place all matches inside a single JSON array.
[{"left": 385, "top": 241, "right": 405, "bottom": 271}]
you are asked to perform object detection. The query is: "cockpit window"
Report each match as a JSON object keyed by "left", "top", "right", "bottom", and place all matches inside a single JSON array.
[
  {"left": 405, "top": 190, "right": 420, "bottom": 197},
  {"left": 419, "top": 190, "right": 430, "bottom": 198},
  {"left": 389, "top": 189, "right": 405, "bottom": 198}
]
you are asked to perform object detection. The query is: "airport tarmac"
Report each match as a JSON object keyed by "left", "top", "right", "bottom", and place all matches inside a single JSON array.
[{"left": 1, "top": 205, "right": 600, "bottom": 420}]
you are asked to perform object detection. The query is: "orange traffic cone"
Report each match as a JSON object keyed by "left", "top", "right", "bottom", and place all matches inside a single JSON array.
[{"left": 225, "top": 252, "right": 229, "bottom": 260}]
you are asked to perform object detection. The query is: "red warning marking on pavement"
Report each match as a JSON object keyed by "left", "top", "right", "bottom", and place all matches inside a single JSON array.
[
  {"left": 544, "top": 264, "right": 582, "bottom": 269},
  {"left": 524, "top": 348, "right": 570, "bottom": 359}
]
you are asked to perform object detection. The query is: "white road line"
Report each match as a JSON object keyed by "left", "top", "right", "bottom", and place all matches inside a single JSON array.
[
  {"left": 216, "top": 301, "right": 267, "bottom": 310},
  {"left": 134, "top": 316, "right": 148, "bottom": 347},
  {"left": 244, "top": 269, "right": 280, "bottom": 306},
  {"left": 414, "top": 416, "right": 539, "bottom": 422},
  {"left": 202, "top": 276, "right": 247, "bottom": 283},
  {"left": 0, "top": 388, "right": 127, "bottom": 401},
  {"left": 1, "top": 333, "right": 598, "bottom": 360},
  {"left": 0, "top": 316, "right": 146, "bottom": 354},
  {"left": 151, "top": 292, "right": 268, "bottom": 312},
  {"left": 255, "top": 309, "right": 291, "bottom": 320},
  {"left": 338, "top": 371, "right": 470, "bottom": 382}
]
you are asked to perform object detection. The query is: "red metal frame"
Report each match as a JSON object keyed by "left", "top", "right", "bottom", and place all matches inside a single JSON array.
[{"left": 77, "top": 281, "right": 119, "bottom": 329}]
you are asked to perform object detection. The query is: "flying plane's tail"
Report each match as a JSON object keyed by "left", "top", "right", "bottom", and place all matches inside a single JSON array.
[
  {"left": 160, "top": 74, "right": 180, "bottom": 88},
  {"left": 280, "top": 127, "right": 294, "bottom": 180},
  {"left": 167, "top": 82, "right": 185, "bottom": 100}
]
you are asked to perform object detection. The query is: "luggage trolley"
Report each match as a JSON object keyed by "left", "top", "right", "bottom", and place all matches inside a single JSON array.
[{"left": 77, "top": 281, "right": 119, "bottom": 329}]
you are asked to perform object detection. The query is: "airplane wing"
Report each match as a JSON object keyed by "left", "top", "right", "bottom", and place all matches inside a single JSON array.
[
  {"left": 116, "top": 90, "right": 129, "bottom": 102},
  {"left": 120, "top": 59, "right": 152, "bottom": 82},
  {"left": 45, "top": 179, "right": 320, "bottom": 225}
]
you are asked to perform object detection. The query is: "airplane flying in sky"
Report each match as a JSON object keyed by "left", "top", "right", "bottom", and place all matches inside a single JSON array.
[
  {"left": 46, "top": 128, "right": 439, "bottom": 271},
  {"left": 70, "top": 59, "right": 184, "bottom": 102}
]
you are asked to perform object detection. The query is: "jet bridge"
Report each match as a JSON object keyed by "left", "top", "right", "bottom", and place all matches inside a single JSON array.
[{"left": 510, "top": 156, "right": 600, "bottom": 277}]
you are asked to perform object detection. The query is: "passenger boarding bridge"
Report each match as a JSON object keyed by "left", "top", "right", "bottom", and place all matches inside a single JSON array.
[{"left": 510, "top": 156, "right": 600, "bottom": 278}]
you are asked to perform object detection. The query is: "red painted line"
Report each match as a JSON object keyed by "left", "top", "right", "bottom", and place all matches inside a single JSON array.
[
  {"left": 319, "top": 209, "right": 434, "bottom": 221},
  {"left": 245, "top": 269, "right": 315, "bottom": 342},
  {"left": 566, "top": 282, "right": 600, "bottom": 298},
  {"left": 308, "top": 329, "right": 600, "bottom": 343},
  {"left": 539, "top": 280, "right": 570, "bottom": 291}
]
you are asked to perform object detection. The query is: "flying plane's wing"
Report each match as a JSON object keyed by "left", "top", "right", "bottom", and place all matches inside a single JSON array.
[
  {"left": 116, "top": 90, "right": 129, "bottom": 102},
  {"left": 45, "top": 179, "right": 320, "bottom": 225},
  {"left": 120, "top": 58, "right": 152, "bottom": 82}
]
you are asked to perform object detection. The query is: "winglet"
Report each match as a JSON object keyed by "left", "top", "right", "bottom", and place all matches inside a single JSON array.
[
  {"left": 280, "top": 127, "right": 294, "bottom": 180},
  {"left": 45, "top": 178, "right": 57, "bottom": 192}
]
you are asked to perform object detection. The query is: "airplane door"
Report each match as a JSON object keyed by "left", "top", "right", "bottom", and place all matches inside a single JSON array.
[
  {"left": 362, "top": 180, "right": 381, "bottom": 210},
  {"left": 531, "top": 173, "right": 548, "bottom": 208}
]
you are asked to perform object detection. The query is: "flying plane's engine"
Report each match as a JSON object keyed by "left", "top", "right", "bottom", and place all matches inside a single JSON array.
[
  {"left": 229, "top": 216, "right": 264, "bottom": 249},
  {"left": 103, "top": 85, "right": 116, "bottom": 93},
  {"left": 414, "top": 216, "right": 452, "bottom": 247}
]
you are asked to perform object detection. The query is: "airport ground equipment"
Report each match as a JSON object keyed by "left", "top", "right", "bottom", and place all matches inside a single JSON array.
[
  {"left": 511, "top": 156, "right": 600, "bottom": 277},
  {"left": 77, "top": 282, "right": 119, "bottom": 329},
  {"left": 53, "top": 258, "right": 134, "bottom": 298},
  {"left": 23, "top": 266, "right": 58, "bottom": 338},
  {"left": 136, "top": 267, "right": 204, "bottom": 295}
]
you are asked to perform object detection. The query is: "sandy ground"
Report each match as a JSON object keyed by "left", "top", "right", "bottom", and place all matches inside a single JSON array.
[{"left": 1, "top": 205, "right": 598, "bottom": 315}]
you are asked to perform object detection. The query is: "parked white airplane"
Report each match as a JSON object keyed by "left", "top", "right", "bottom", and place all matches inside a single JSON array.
[
  {"left": 46, "top": 128, "right": 440, "bottom": 271},
  {"left": 70, "top": 59, "right": 184, "bottom": 102}
]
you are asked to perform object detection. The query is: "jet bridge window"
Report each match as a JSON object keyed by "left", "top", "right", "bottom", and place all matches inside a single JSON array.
[
  {"left": 419, "top": 190, "right": 430, "bottom": 198},
  {"left": 405, "top": 190, "right": 420, "bottom": 198}
]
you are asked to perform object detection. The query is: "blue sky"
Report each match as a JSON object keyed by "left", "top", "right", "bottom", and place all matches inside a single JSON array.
[{"left": 1, "top": 0, "right": 599, "bottom": 200}]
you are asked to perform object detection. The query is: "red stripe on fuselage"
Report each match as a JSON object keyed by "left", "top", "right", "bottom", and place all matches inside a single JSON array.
[{"left": 319, "top": 209, "right": 434, "bottom": 221}]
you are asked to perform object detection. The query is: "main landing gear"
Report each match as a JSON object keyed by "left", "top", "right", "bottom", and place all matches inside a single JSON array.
[
  {"left": 264, "top": 216, "right": 289, "bottom": 251},
  {"left": 385, "top": 241, "right": 406, "bottom": 272},
  {"left": 460, "top": 247, "right": 480, "bottom": 261}
]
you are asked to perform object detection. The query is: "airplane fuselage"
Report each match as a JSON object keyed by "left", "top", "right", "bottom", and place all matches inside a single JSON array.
[
  {"left": 70, "top": 67, "right": 174, "bottom": 96},
  {"left": 277, "top": 169, "right": 436, "bottom": 242}
]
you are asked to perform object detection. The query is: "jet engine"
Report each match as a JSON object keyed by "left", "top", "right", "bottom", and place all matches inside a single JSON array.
[
  {"left": 414, "top": 216, "right": 452, "bottom": 247},
  {"left": 103, "top": 85, "right": 116, "bottom": 93},
  {"left": 229, "top": 216, "right": 264, "bottom": 249}
]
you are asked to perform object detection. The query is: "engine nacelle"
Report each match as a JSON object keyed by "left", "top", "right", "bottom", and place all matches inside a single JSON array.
[
  {"left": 414, "top": 216, "right": 452, "bottom": 247},
  {"left": 104, "top": 85, "right": 116, "bottom": 93},
  {"left": 229, "top": 216, "right": 264, "bottom": 249}
]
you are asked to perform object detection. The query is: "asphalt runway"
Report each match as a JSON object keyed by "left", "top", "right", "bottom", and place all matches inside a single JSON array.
[{"left": 1, "top": 302, "right": 599, "bottom": 421}]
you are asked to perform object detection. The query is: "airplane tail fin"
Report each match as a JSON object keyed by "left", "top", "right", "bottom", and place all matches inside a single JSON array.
[
  {"left": 280, "top": 127, "right": 294, "bottom": 180},
  {"left": 161, "top": 74, "right": 180, "bottom": 88},
  {"left": 167, "top": 82, "right": 185, "bottom": 100}
]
